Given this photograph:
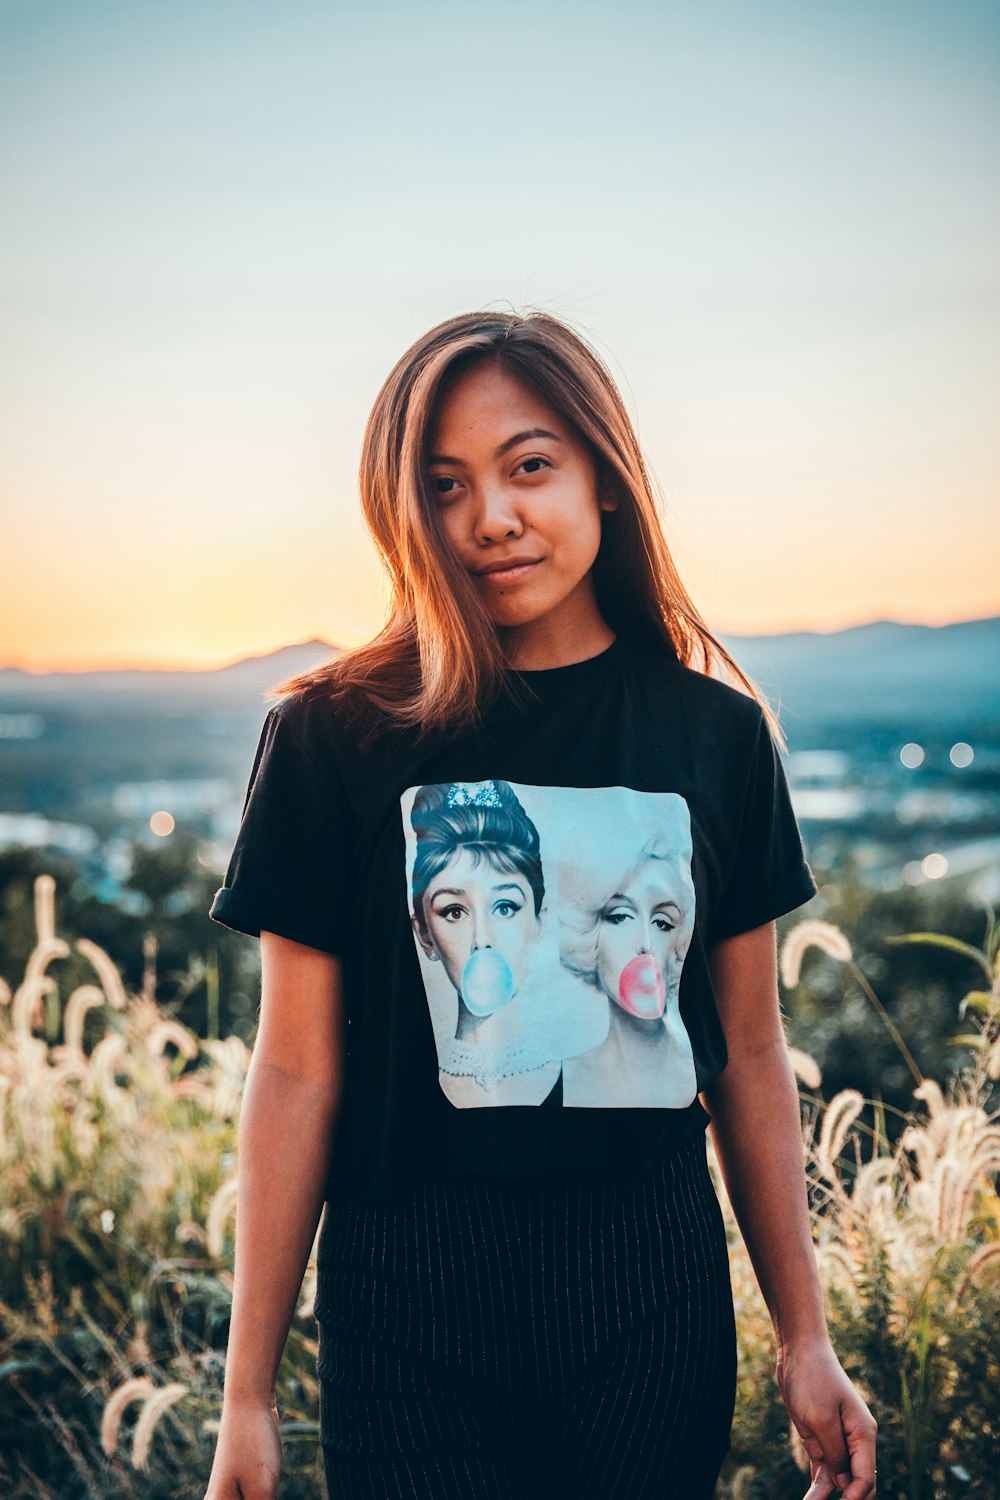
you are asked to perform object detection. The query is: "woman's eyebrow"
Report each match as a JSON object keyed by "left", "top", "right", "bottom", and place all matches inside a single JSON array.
[
  {"left": 427, "top": 428, "right": 563, "bottom": 466},
  {"left": 429, "top": 879, "right": 525, "bottom": 906}
]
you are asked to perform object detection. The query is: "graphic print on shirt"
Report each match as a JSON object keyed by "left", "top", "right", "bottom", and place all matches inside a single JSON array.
[{"left": 401, "top": 780, "right": 698, "bottom": 1110}]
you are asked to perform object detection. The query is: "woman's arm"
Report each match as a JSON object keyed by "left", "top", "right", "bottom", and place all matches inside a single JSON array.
[
  {"left": 205, "top": 932, "right": 346, "bottom": 1500},
  {"left": 702, "top": 921, "right": 877, "bottom": 1500}
]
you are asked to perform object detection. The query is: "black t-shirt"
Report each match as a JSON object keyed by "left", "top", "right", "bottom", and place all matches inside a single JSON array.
[{"left": 209, "top": 632, "right": 817, "bottom": 1202}]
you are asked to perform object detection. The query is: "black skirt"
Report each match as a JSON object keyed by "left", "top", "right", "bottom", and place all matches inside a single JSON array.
[{"left": 315, "top": 1129, "right": 737, "bottom": 1500}]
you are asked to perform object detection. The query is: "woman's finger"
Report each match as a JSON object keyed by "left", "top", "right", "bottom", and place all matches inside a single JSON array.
[
  {"left": 802, "top": 1460, "right": 837, "bottom": 1500},
  {"left": 839, "top": 1402, "right": 878, "bottom": 1499},
  {"left": 805, "top": 1411, "right": 852, "bottom": 1488}
]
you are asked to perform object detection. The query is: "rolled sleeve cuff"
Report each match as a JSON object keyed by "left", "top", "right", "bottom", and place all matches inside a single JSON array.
[
  {"left": 209, "top": 885, "right": 343, "bottom": 956},
  {"left": 707, "top": 863, "right": 818, "bottom": 946}
]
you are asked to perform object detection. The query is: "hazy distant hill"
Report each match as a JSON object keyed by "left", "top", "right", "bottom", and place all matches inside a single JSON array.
[
  {"left": 1, "top": 617, "right": 997, "bottom": 728},
  {"left": 719, "top": 616, "right": 999, "bottom": 727},
  {"left": 0, "top": 639, "right": 342, "bottom": 701}
]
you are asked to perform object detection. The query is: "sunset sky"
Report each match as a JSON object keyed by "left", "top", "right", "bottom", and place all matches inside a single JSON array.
[{"left": 2, "top": 0, "right": 998, "bottom": 672}]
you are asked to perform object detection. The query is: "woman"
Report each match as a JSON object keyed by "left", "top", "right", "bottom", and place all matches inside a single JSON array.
[
  {"left": 407, "top": 777, "right": 560, "bottom": 1105},
  {"left": 207, "top": 308, "right": 877, "bottom": 1499},
  {"left": 556, "top": 792, "right": 698, "bottom": 1108}
]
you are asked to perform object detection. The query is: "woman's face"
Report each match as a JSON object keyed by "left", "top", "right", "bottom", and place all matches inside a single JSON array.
[
  {"left": 595, "top": 858, "right": 688, "bottom": 1019},
  {"left": 426, "top": 361, "right": 618, "bottom": 663},
  {"left": 418, "top": 847, "right": 542, "bottom": 1015}
]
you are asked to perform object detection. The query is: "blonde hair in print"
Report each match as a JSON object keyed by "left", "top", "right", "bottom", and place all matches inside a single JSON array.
[{"left": 557, "top": 795, "right": 695, "bottom": 993}]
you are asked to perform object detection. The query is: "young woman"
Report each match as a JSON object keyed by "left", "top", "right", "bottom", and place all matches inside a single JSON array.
[{"left": 206, "top": 309, "right": 877, "bottom": 1499}]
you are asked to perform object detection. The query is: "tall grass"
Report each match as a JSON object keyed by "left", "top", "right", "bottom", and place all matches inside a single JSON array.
[
  {"left": 1, "top": 876, "right": 998, "bottom": 1497},
  {"left": 0, "top": 875, "right": 323, "bottom": 1497},
  {"left": 719, "top": 912, "right": 1000, "bottom": 1498}
]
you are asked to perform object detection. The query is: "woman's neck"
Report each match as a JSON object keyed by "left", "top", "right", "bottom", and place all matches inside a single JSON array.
[{"left": 501, "top": 612, "right": 617, "bottom": 672}]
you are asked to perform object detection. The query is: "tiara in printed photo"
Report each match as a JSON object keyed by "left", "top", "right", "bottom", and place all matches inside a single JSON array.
[{"left": 445, "top": 780, "right": 504, "bottom": 809}]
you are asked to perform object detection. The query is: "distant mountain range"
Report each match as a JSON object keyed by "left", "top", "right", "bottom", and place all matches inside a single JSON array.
[
  {"left": 2, "top": 616, "right": 998, "bottom": 728},
  {"left": 717, "top": 615, "right": 999, "bottom": 727},
  {"left": 0, "top": 639, "right": 342, "bottom": 700}
]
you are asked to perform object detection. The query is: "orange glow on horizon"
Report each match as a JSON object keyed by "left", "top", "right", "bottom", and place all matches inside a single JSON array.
[
  {"left": 0, "top": 638, "right": 350, "bottom": 676},
  {"left": 2, "top": 603, "right": 997, "bottom": 676}
]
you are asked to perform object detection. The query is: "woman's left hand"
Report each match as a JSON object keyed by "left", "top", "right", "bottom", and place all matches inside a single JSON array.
[{"left": 776, "top": 1338, "right": 877, "bottom": 1499}]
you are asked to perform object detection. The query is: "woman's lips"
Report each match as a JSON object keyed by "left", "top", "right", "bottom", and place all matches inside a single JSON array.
[{"left": 476, "top": 560, "right": 541, "bottom": 586}]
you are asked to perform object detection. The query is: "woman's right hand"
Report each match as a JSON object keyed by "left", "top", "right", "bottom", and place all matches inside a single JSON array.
[{"left": 205, "top": 1398, "right": 282, "bottom": 1500}]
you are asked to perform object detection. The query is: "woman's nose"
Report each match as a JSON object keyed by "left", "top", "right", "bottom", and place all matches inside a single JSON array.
[
  {"left": 473, "top": 915, "right": 497, "bottom": 948},
  {"left": 476, "top": 486, "right": 524, "bottom": 544}
]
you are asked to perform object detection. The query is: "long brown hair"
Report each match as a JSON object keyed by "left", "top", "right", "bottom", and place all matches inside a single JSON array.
[{"left": 269, "top": 308, "right": 787, "bottom": 748}]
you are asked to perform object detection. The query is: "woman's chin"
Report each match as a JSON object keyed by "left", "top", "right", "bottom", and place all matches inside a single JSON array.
[
  {"left": 461, "top": 990, "right": 517, "bottom": 1019},
  {"left": 614, "top": 994, "right": 666, "bottom": 1021}
]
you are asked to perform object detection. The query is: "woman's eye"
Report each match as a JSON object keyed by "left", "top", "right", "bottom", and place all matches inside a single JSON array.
[
  {"left": 515, "top": 457, "right": 549, "bottom": 476},
  {"left": 493, "top": 900, "right": 523, "bottom": 919},
  {"left": 439, "top": 903, "right": 467, "bottom": 922},
  {"left": 602, "top": 908, "right": 633, "bottom": 926},
  {"left": 653, "top": 914, "right": 677, "bottom": 932},
  {"left": 432, "top": 476, "right": 459, "bottom": 496}
]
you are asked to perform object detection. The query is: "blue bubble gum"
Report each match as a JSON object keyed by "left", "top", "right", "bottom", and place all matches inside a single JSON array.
[{"left": 461, "top": 948, "right": 516, "bottom": 1017}]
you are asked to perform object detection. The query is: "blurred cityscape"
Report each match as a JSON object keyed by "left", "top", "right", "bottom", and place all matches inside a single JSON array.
[{"left": 2, "top": 617, "right": 998, "bottom": 914}]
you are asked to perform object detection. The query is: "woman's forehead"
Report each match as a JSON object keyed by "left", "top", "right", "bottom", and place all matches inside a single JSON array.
[
  {"left": 613, "top": 861, "right": 686, "bottom": 900},
  {"left": 428, "top": 362, "right": 568, "bottom": 451},
  {"left": 428, "top": 845, "right": 527, "bottom": 888}
]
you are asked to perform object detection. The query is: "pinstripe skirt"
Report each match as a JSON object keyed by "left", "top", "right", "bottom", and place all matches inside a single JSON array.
[{"left": 314, "top": 1129, "right": 736, "bottom": 1499}]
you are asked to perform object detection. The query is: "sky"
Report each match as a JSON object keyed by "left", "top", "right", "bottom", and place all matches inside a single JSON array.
[{"left": 1, "top": 0, "right": 998, "bottom": 671}]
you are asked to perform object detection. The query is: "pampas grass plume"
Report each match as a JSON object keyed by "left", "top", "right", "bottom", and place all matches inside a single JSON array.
[
  {"left": 130, "top": 1382, "right": 188, "bottom": 1470},
  {"left": 76, "top": 935, "right": 127, "bottom": 1010},
  {"left": 817, "top": 1089, "right": 865, "bottom": 1181},
  {"left": 788, "top": 1046, "right": 822, "bottom": 1090},
  {"left": 101, "top": 1376, "right": 155, "bottom": 1454},
  {"left": 62, "top": 984, "right": 106, "bottom": 1054},
  {"left": 780, "top": 919, "right": 853, "bottom": 989},
  {"left": 206, "top": 1176, "right": 239, "bottom": 1256}
]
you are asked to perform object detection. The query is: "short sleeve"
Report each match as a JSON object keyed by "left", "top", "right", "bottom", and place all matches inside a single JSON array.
[
  {"left": 707, "top": 709, "right": 818, "bottom": 944},
  {"left": 209, "top": 703, "right": 354, "bottom": 955}
]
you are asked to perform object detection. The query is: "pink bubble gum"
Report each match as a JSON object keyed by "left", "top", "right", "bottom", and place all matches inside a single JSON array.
[{"left": 617, "top": 953, "right": 666, "bottom": 1019}]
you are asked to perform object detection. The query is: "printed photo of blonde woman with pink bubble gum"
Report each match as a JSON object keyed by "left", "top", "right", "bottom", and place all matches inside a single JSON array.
[
  {"left": 556, "top": 790, "right": 698, "bottom": 1108},
  {"left": 408, "top": 779, "right": 560, "bottom": 1107}
]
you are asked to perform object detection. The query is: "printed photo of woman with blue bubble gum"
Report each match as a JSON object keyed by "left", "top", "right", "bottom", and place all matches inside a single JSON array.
[
  {"left": 556, "top": 790, "right": 699, "bottom": 1108},
  {"left": 408, "top": 779, "right": 560, "bottom": 1107}
]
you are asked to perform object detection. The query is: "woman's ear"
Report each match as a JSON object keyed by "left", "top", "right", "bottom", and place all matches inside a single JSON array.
[
  {"left": 594, "top": 457, "right": 620, "bottom": 514},
  {"left": 411, "top": 910, "right": 438, "bottom": 960}
]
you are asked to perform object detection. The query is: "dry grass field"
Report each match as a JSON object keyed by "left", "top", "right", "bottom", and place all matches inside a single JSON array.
[{"left": 1, "top": 877, "right": 998, "bottom": 1497}]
